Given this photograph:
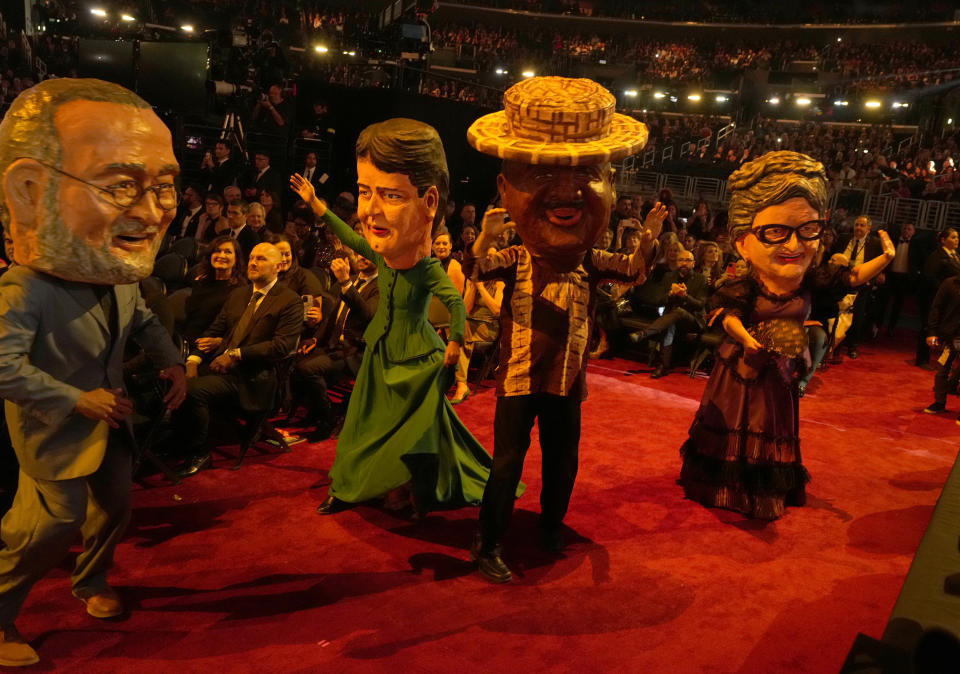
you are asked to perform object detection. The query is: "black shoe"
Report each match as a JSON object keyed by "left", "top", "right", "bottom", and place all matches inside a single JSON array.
[
  {"left": 539, "top": 528, "right": 564, "bottom": 554},
  {"left": 924, "top": 402, "right": 947, "bottom": 414},
  {"left": 306, "top": 420, "right": 336, "bottom": 443},
  {"left": 470, "top": 533, "right": 512, "bottom": 583},
  {"left": 650, "top": 365, "right": 668, "bottom": 379},
  {"left": 847, "top": 346, "right": 859, "bottom": 359},
  {"left": 316, "top": 495, "right": 348, "bottom": 515},
  {"left": 177, "top": 454, "right": 210, "bottom": 478}
]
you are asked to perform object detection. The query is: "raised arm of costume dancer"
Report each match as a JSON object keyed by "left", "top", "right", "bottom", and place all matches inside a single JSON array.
[
  {"left": 290, "top": 173, "right": 374, "bottom": 261},
  {"left": 848, "top": 229, "right": 896, "bottom": 287}
]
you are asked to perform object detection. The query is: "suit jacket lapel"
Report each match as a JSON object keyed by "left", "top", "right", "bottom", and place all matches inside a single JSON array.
[
  {"left": 235, "top": 284, "right": 279, "bottom": 345},
  {"left": 62, "top": 282, "right": 110, "bottom": 334}
]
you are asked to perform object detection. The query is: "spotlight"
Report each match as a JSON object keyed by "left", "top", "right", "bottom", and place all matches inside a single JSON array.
[
  {"left": 348, "top": 51, "right": 356, "bottom": 56},
  {"left": 833, "top": 100, "right": 849, "bottom": 106},
  {"left": 865, "top": 100, "right": 882, "bottom": 109},
  {"left": 314, "top": 45, "right": 329, "bottom": 53},
  {"left": 715, "top": 95, "right": 729, "bottom": 102},
  {"left": 892, "top": 101, "right": 909, "bottom": 109},
  {"left": 522, "top": 70, "right": 535, "bottom": 78},
  {"left": 181, "top": 25, "right": 194, "bottom": 33},
  {"left": 767, "top": 97, "right": 780, "bottom": 105},
  {"left": 796, "top": 97, "right": 811, "bottom": 106},
  {"left": 653, "top": 92, "right": 665, "bottom": 99},
  {"left": 687, "top": 94, "right": 701, "bottom": 102},
  {"left": 90, "top": 8, "right": 107, "bottom": 17},
  {"left": 624, "top": 89, "right": 638, "bottom": 97},
  {"left": 495, "top": 67, "right": 508, "bottom": 75},
  {"left": 120, "top": 14, "right": 135, "bottom": 22}
]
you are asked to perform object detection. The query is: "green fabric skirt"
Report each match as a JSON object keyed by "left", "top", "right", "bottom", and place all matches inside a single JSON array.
[{"left": 328, "top": 340, "right": 512, "bottom": 507}]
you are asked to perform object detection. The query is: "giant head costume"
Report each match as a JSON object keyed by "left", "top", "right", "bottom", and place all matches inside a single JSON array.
[
  {"left": 354, "top": 118, "right": 448, "bottom": 270},
  {"left": 0, "top": 78, "right": 179, "bottom": 284},
  {"left": 467, "top": 77, "right": 647, "bottom": 272},
  {"left": 727, "top": 151, "right": 827, "bottom": 292}
]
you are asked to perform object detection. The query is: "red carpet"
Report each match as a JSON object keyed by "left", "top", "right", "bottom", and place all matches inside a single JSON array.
[{"left": 14, "top": 335, "right": 959, "bottom": 672}]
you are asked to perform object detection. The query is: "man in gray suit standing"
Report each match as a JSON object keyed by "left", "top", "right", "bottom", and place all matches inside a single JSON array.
[{"left": 0, "top": 78, "right": 186, "bottom": 666}]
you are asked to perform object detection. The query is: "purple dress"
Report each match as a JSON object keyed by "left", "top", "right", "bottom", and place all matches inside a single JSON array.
[{"left": 679, "top": 266, "right": 847, "bottom": 520}]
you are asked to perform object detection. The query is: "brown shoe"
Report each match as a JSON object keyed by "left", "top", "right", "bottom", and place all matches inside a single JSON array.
[
  {"left": 0, "top": 624, "right": 40, "bottom": 667},
  {"left": 74, "top": 586, "right": 124, "bottom": 618}
]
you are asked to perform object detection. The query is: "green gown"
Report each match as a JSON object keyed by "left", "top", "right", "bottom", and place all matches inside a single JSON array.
[{"left": 322, "top": 210, "right": 514, "bottom": 508}]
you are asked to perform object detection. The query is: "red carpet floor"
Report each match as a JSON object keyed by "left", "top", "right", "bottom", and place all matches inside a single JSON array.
[{"left": 13, "top": 335, "right": 960, "bottom": 673}]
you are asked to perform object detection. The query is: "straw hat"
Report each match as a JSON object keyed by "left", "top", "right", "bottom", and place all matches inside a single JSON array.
[{"left": 467, "top": 76, "right": 648, "bottom": 166}]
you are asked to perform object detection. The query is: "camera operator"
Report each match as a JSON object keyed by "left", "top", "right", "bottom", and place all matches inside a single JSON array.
[{"left": 251, "top": 84, "right": 291, "bottom": 133}]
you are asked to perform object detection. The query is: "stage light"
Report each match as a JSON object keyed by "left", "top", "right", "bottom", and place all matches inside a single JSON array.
[
  {"left": 669, "top": 96, "right": 678, "bottom": 102},
  {"left": 598, "top": 59, "right": 606, "bottom": 65},
  {"left": 892, "top": 101, "right": 909, "bottom": 109},
  {"left": 90, "top": 8, "right": 107, "bottom": 17},
  {"left": 314, "top": 45, "right": 328, "bottom": 53},
  {"left": 715, "top": 95, "right": 729, "bottom": 102},
  {"left": 653, "top": 92, "right": 665, "bottom": 99},
  {"left": 495, "top": 67, "right": 506, "bottom": 75},
  {"left": 767, "top": 97, "right": 780, "bottom": 105},
  {"left": 624, "top": 89, "right": 638, "bottom": 97},
  {"left": 348, "top": 51, "right": 356, "bottom": 56},
  {"left": 522, "top": 70, "right": 535, "bottom": 78},
  {"left": 687, "top": 94, "right": 701, "bottom": 102},
  {"left": 120, "top": 14, "right": 135, "bottom": 22},
  {"left": 865, "top": 100, "right": 882, "bottom": 109},
  {"left": 949, "top": 118, "right": 954, "bottom": 125},
  {"left": 181, "top": 25, "right": 194, "bottom": 32},
  {"left": 796, "top": 97, "right": 811, "bottom": 106},
  {"left": 833, "top": 100, "right": 849, "bottom": 106},
  {"left": 837, "top": 37, "right": 842, "bottom": 42}
]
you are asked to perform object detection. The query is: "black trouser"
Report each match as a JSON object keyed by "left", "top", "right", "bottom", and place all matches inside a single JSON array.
[
  {"left": 292, "top": 350, "right": 349, "bottom": 422},
  {"left": 182, "top": 373, "right": 246, "bottom": 458},
  {"left": 933, "top": 341, "right": 960, "bottom": 406},
  {"left": 916, "top": 284, "right": 934, "bottom": 365},
  {"left": 847, "top": 286, "right": 874, "bottom": 349},
  {"left": 479, "top": 394, "right": 581, "bottom": 550},
  {"left": 880, "top": 271, "right": 912, "bottom": 332}
]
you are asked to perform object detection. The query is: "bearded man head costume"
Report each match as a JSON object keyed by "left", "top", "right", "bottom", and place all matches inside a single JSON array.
[{"left": 0, "top": 78, "right": 178, "bottom": 284}]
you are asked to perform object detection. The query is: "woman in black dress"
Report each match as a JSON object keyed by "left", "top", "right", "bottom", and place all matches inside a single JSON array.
[
  {"left": 181, "top": 235, "right": 247, "bottom": 343},
  {"left": 679, "top": 151, "right": 895, "bottom": 520}
]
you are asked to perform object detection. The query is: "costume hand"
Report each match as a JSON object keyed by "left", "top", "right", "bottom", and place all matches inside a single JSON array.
[
  {"left": 196, "top": 337, "right": 222, "bottom": 352},
  {"left": 479, "top": 207, "right": 511, "bottom": 241},
  {"left": 209, "top": 353, "right": 236, "bottom": 373},
  {"left": 444, "top": 341, "right": 460, "bottom": 367},
  {"left": 75, "top": 388, "right": 134, "bottom": 429},
  {"left": 927, "top": 336, "right": 940, "bottom": 347},
  {"left": 185, "top": 361, "right": 199, "bottom": 380},
  {"left": 878, "top": 229, "right": 896, "bottom": 259},
  {"left": 643, "top": 202, "right": 668, "bottom": 241},
  {"left": 305, "top": 305, "right": 323, "bottom": 326},
  {"left": 159, "top": 365, "right": 187, "bottom": 410},
  {"left": 290, "top": 173, "right": 318, "bottom": 205},
  {"left": 331, "top": 257, "right": 351, "bottom": 283},
  {"left": 741, "top": 334, "right": 763, "bottom": 354},
  {"left": 299, "top": 337, "right": 317, "bottom": 355}
]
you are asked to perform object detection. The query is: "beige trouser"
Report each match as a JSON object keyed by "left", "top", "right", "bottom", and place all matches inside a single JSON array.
[
  {"left": 0, "top": 439, "right": 132, "bottom": 624},
  {"left": 456, "top": 319, "right": 500, "bottom": 384}
]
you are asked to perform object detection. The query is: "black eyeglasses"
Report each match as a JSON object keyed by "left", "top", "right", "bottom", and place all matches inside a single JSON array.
[
  {"left": 750, "top": 220, "right": 825, "bottom": 245},
  {"left": 31, "top": 159, "right": 180, "bottom": 211}
]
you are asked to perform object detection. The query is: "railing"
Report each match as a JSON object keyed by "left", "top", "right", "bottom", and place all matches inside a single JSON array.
[{"left": 616, "top": 169, "right": 957, "bottom": 230}]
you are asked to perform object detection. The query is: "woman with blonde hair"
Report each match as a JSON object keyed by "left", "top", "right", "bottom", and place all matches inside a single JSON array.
[{"left": 678, "top": 151, "right": 895, "bottom": 520}]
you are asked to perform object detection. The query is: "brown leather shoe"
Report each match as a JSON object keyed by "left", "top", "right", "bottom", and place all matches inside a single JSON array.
[
  {"left": 0, "top": 624, "right": 40, "bottom": 667},
  {"left": 74, "top": 586, "right": 124, "bottom": 618}
]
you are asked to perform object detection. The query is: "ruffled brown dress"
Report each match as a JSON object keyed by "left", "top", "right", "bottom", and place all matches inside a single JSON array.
[{"left": 679, "top": 266, "right": 847, "bottom": 519}]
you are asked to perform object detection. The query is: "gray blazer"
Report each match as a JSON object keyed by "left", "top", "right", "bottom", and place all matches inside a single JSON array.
[{"left": 0, "top": 266, "right": 181, "bottom": 481}]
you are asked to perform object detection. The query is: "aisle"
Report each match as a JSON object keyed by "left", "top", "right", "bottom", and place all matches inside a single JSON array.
[{"left": 16, "top": 337, "right": 959, "bottom": 673}]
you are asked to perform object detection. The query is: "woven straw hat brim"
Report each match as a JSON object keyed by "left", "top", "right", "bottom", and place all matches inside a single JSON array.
[{"left": 467, "top": 111, "right": 648, "bottom": 166}]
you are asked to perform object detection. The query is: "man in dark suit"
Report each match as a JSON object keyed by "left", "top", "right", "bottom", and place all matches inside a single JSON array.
[
  {"left": 224, "top": 199, "right": 261, "bottom": 258},
  {"left": 300, "top": 151, "right": 325, "bottom": 193},
  {"left": 879, "top": 222, "right": 927, "bottom": 335},
  {"left": 0, "top": 78, "right": 186, "bottom": 666},
  {"left": 244, "top": 151, "right": 283, "bottom": 201},
  {"left": 293, "top": 253, "right": 378, "bottom": 440},
  {"left": 918, "top": 228, "right": 960, "bottom": 366},
  {"left": 201, "top": 140, "right": 238, "bottom": 195},
  {"left": 833, "top": 214, "right": 883, "bottom": 358},
  {"left": 628, "top": 248, "right": 708, "bottom": 378},
  {"left": 923, "top": 275, "right": 960, "bottom": 419},
  {"left": 172, "top": 184, "right": 204, "bottom": 240},
  {"left": 179, "top": 242, "right": 302, "bottom": 476}
]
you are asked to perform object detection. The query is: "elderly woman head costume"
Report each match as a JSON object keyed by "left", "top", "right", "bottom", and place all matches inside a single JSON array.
[{"left": 678, "top": 151, "right": 894, "bottom": 520}]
